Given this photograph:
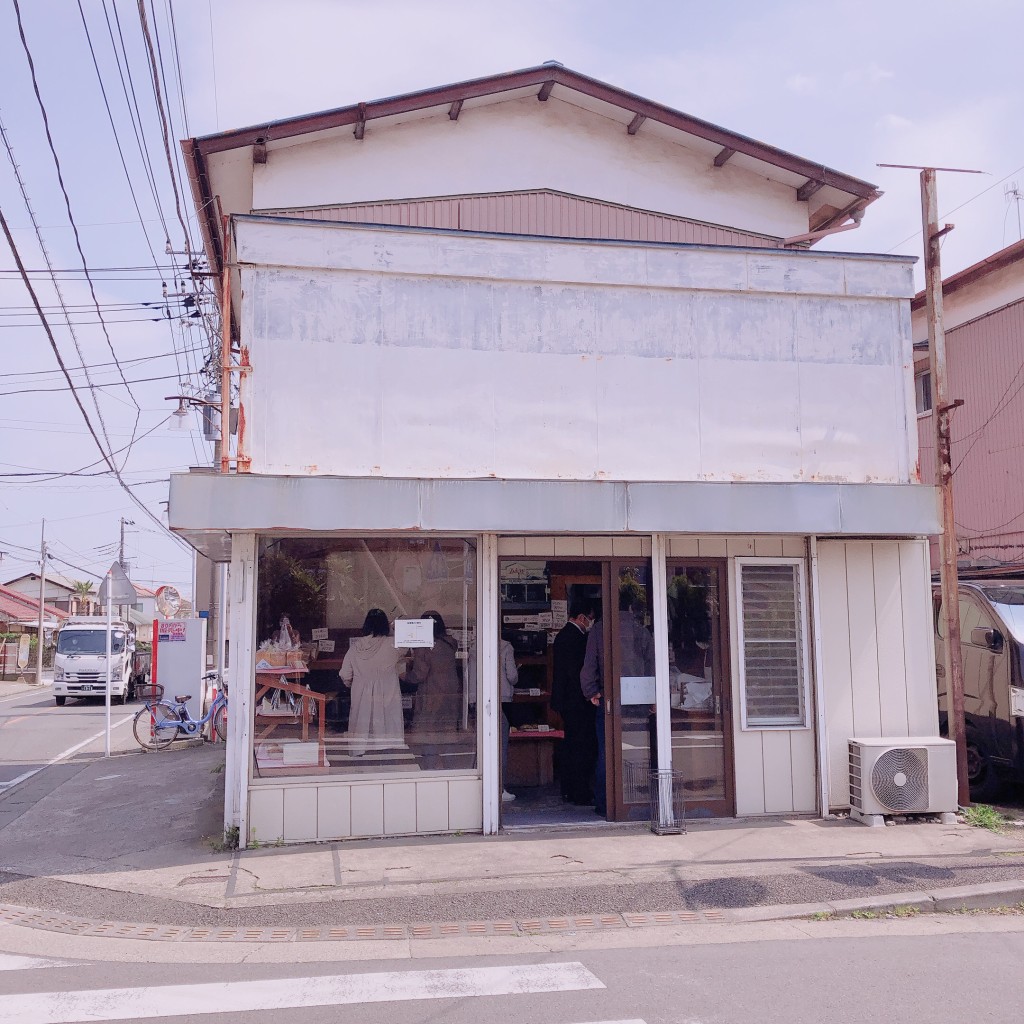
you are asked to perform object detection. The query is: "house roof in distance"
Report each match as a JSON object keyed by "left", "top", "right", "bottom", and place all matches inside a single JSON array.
[
  {"left": 3, "top": 570, "right": 86, "bottom": 594},
  {"left": 183, "top": 63, "right": 882, "bottom": 273},
  {"left": 911, "top": 236, "right": 1024, "bottom": 311},
  {"left": 0, "top": 584, "right": 69, "bottom": 626}
]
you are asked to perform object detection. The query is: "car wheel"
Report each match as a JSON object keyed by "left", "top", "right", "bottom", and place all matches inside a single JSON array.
[
  {"left": 54, "top": 696, "right": 66, "bottom": 707},
  {"left": 967, "top": 742, "right": 1003, "bottom": 804}
]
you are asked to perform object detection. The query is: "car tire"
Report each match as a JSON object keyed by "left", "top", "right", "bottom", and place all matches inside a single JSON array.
[
  {"left": 967, "top": 742, "right": 1003, "bottom": 804},
  {"left": 54, "top": 696, "right": 66, "bottom": 707}
]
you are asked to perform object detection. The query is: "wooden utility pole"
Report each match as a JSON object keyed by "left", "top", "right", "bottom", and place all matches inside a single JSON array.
[
  {"left": 919, "top": 167, "right": 968, "bottom": 805},
  {"left": 878, "top": 162, "right": 983, "bottom": 807}
]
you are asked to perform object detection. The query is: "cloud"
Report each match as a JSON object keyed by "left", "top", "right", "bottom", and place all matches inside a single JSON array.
[
  {"left": 844, "top": 63, "right": 895, "bottom": 86},
  {"left": 785, "top": 74, "right": 818, "bottom": 95}
]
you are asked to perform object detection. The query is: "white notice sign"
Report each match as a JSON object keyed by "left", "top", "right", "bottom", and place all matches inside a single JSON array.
[
  {"left": 311, "top": 627, "right": 329, "bottom": 641},
  {"left": 395, "top": 618, "right": 435, "bottom": 648},
  {"left": 317, "top": 638, "right": 335, "bottom": 653},
  {"left": 620, "top": 675, "right": 657, "bottom": 705}
]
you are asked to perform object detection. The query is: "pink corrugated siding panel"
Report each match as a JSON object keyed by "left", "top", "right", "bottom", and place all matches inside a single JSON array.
[
  {"left": 920, "top": 299, "right": 1024, "bottom": 562},
  {"left": 267, "top": 191, "right": 779, "bottom": 247}
]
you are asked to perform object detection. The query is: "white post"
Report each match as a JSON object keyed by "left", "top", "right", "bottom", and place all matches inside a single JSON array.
[
  {"left": 808, "top": 537, "right": 831, "bottom": 817},
  {"left": 226, "top": 533, "right": 256, "bottom": 845},
  {"left": 34, "top": 519, "right": 45, "bottom": 686},
  {"left": 650, "top": 533, "right": 673, "bottom": 827},
  {"left": 479, "top": 534, "right": 500, "bottom": 835},
  {"left": 104, "top": 569, "right": 112, "bottom": 758}
]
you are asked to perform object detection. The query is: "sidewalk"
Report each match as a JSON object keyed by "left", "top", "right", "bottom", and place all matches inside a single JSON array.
[
  {"left": 1, "top": 742, "right": 1023, "bottom": 945},
  {"left": 0, "top": 675, "right": 50, "bottom": 700}
]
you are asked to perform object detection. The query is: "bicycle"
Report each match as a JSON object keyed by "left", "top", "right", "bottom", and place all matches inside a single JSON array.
[{"left": 132, "top": 676, "right": 229, "bottom": 751}]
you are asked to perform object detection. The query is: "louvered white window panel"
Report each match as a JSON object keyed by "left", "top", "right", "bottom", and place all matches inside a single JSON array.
[{"left": 736, "top": 560, "right": 810, "bottom": 729}]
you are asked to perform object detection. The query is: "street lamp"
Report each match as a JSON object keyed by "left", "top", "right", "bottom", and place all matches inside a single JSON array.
[{"left": 166, "top": 394, "right": 221, "bottom": 435}]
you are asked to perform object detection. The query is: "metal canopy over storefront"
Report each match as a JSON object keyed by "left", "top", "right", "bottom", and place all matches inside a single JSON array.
[{"left": 170, "top": 474, "right": 940, "bottom": 558}]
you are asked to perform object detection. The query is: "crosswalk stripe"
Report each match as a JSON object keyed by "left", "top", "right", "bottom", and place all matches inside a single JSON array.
[
  {"left": 0, "top": 961, "right": 604, "bottom": 1024},
  {"left": 0, "top": 953, "right": 76, "bottom": 972}
]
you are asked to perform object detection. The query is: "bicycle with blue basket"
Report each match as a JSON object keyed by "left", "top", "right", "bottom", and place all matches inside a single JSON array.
[{"left": 132, "top": 673, "right": 228, "bottom": 751}]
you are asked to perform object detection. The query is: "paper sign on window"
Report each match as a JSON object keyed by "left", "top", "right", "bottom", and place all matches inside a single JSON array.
[
  {"left": 620, "top": 675, "right": 656, "bottom": 705},
  {"left": 395, "top": 618, "right": 435, "bottom": 648},
  {"left": 311, "top": 627, "right": 329, "bottom": 641}
]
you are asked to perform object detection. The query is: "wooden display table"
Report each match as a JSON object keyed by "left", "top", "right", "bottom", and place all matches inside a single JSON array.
[
  {"left": 255, "top": 668, "right": 328, "bottom": 770},
  {"left": 508, "top": 728, "right": 564, "bottom": 786}
]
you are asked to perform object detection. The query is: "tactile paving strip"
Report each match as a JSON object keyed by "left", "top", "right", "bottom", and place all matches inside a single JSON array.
[{"left": 0, "top": 903, "right": 722, "bottom": 943}]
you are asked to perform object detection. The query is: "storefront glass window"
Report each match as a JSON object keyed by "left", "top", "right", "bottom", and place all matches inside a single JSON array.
[{"left": 254, "top": 537, "right": 477, "bottom": 779}]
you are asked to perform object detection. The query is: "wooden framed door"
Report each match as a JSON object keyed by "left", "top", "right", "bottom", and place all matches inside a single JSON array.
[{"left": 664, "top": 558, "right": 734, "bottom": 818}]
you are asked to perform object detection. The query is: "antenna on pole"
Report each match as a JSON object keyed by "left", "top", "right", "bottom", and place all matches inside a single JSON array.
[{"left": 1004, "top": 181, "right": 1023, "bottom": 243}]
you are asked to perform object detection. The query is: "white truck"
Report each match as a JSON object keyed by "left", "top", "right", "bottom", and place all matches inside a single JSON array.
[{"left": 52, "top": 618, "right": 150, "bottom": 706}]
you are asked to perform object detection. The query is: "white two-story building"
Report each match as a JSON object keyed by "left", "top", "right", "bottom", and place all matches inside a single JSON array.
[{"left": 171, "top": 65, "right": 943, "bottom": 846}]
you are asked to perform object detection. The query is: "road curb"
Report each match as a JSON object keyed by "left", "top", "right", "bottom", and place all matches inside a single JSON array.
[
  {"left": 728, "top": 880, "right": 1024, "bottom": 922},
  {"left": 0, "top": 880, "right": 1022, "bottom": 944}
]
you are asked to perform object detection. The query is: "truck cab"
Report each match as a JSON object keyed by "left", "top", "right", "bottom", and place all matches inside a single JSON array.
[
  {"left": 52, "top": 618, "right": 142, "bottom": 706},
  {"left": 934, "top": 581, "right": 1024, "bottom": 800}
]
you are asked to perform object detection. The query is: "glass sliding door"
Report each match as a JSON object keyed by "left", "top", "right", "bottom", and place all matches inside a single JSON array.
[{"left": 665, "top": 560, "right": 733, "bottom": 817}]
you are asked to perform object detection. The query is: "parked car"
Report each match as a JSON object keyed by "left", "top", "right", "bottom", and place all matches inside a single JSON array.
[{"left": 934, "top": 580, "right": 1024, "bottom": 800}]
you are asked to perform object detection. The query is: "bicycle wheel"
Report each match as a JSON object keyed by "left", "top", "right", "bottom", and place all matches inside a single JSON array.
[
  {"left": 133, "top": 703, "right": 181, "bottom": 751},
  {"left": 213, "top": 703, "right": 228, "bottom": 742}
]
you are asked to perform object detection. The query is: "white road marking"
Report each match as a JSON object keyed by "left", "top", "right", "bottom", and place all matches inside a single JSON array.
[
  {"left": 0, "top": 962, "right": 604, "bottom": 1023},
  {"left": 94, "top": 774, "right": 123, "bottom": 781},
  {"left": 0, "top": 953, "right": 76, "bottom": 972},
  {"left": 0, "top": 715, "right": 134, "bottom": 794}
]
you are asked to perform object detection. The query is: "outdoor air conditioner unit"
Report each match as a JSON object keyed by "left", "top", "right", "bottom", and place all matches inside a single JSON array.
[{"left": 848, "top": 737, "right": 958, "bottom": 827}]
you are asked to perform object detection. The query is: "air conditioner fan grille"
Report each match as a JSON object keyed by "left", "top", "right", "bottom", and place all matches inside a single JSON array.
[{"left": 870, "top": 747, "right": 928, "bottom": 811}]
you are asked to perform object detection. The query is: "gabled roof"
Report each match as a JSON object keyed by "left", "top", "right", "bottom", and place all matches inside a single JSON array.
[
  {"left": 0, "top": 584, "right": 69, "bottom": 626},
  {"left": 3, "top": 571, "right": 83, "bottom": 594},
  {"left": 911, "top": 237, "right": 1024, "bottom": 311},
  {"left": 184, "top": 63, "right": 881, "bottom": 274}
]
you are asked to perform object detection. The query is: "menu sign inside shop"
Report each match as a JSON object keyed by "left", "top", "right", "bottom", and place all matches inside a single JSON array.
[{"left": 395, "top": 618, "right": 435, "bottom": 648}]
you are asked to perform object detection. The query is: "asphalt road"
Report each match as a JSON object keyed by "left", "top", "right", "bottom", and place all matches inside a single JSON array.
[
  {"left": 0, "top": 685, "right": 137, "bottom": 820},
  {"left": 1, "top": 926, "right": 1022, "bottom": 1023}
]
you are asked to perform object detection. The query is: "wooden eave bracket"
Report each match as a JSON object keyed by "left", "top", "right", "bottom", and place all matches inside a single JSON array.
[
  {"left": 796, "top": 178, "right": 824, "bottom": 202},
  {"left": 448, "top": 99, "right": 463, "bottom": 121},
  {"left": 713, "top": 146, "right": 736, "bottom": 167},
  {"left": 537, "top": 81, "right": 554, "bottom": 101},
  {"left": 353, "top": 103, "right": 367, "bottom": 140},
  {"left": 252, "top": 137, "right": 267, "bottom": 165},
  {"left": 627, "top": 113, "right": 646, "bottom": 136}
]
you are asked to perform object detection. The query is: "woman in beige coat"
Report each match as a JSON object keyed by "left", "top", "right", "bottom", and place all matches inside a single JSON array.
[{"left": 339, "top": 608, "right": 405, "bottom": 756}]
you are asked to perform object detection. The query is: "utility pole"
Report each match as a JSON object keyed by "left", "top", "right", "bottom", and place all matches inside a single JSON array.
[
  {"left": 880, "top": 163, "right": 984, "bottom": 806},
  {"left": 921, "top": 167, "right": 969, "bottom": 806},
  {"left": 34, "top": 518, "right": 46, "bottom": 686},
  {"left": 118, "top": 517, "right": 134, "bottom": 621}
]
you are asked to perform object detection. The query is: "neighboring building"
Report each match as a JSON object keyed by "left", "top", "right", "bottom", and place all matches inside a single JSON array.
[
  {"left": 3, "top": 572, "right": 96, "bottom": 616},
  {"left": 172, "top": 65, "right": 942, "bottom": 847},
  {"left": 0, "top": 584, "right": 68, "bottom": 679},
  {"left": 913, "top": 238, "right": 1024, "bottom": 570}
]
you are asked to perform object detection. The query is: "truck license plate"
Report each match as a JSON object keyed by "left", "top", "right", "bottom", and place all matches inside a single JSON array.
[{"left": 81, "top": 685, "right": 92, "bottom": 691}]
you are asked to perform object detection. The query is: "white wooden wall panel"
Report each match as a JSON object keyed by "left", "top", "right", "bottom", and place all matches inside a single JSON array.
[
  {"left": 817, "top": 543, "right": 855, "bottom": 805},
  {"left": 817, "top": 539, "right": 940, "bottom": 809},
  {"left": 790, "top": 728, "right": 818, "bottom": 813},
  {"left": 846, "top": 549, "right": 884, "bottom": 737},
  {"left": 761, "top": 731, "right": 795, "bottom": 814},
  {"left": 873, "top": 543, "right": 911, "bottom": 736},
  {"left": 282, "top": 787, "right": 318, "bottom": 842},
  {"left": 901, "top": 541, "right": 941, "bottom": 733}
]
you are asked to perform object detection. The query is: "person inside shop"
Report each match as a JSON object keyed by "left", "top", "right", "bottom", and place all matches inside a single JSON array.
[
  {"left": 581, "top": 587, "right": 655, "bottom": 817},
  {"left": 409, "top": 610, "right": 461, "bottom": 767},
  {"left": 338, "top": 608, "right": 406, "bottom": 757},
  {"left": 499, "top": 636, "right": 519, "bottom": 803},
  {"left": 551, "top": 598, "right": 598, "bottom": 806}
]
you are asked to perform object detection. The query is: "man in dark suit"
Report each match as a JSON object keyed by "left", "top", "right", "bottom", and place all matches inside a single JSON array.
[{"left": 551, "top": 598, "right": 598, "bottom": 805}]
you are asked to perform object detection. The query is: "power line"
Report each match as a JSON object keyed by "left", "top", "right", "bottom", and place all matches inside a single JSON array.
[
  {"left": 0, "top": 207, "right": 190, "bottom": 551},
  {"left": 11, "top": 0, "right": 140, "bottom": 415},
  {"left": 0, "top": 343, "right": 209, "bottom": 380},
  {"left": 0, "top": 370, "right": 198, "bottom": 398}
]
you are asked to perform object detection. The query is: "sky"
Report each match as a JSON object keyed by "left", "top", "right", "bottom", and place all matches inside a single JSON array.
[{"left": 1, "top": 0, "right": 1023, "bottom": 597}]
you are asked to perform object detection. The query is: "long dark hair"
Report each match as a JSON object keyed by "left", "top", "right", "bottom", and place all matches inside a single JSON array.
[
  {"left": 421, "top": 610, "right": 455, "bottom": 648},
  {"left": 362, "top": 608, "right": 390, "bottom": 637}
]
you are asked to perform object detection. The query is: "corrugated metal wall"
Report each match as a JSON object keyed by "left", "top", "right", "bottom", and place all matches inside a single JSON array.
[
  {"left": 918, "top": 298, "right": 1024, "bottom": 564},
  {"left": 261, "top": 189, "right": 781, "bottom": 248}
]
